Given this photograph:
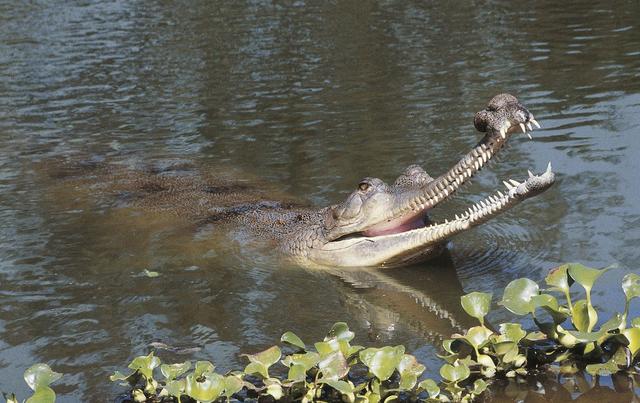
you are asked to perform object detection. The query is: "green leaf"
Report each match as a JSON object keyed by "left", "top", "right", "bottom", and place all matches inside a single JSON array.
[
  {"left": 586, "top": 359, "right": 619, "bottom": 376},
  {"left": 568, "top": 263, "right": 607, "bottom": 292},
  {"left": 472, "top": 379, "right": 487, "bottom": 395},
  {"left": 143, "top": 269, "right": 160, "bottom": 278},
  {"left": 243, "top": 346, "right": 281, "bottom": 378},
  {"left": 318, "top": 351, "right": 349, "bottom": 381},
  {"left": 476, "top": 353, "right": 496, "bottom": 368},
  {"left": 245, "top": 346, "right": 281, "bottom": 367},
  {"left": 500, "top": 278, "right": 539, "bottom": 315},
  {"left": 325, "top": 322, "right": 355, "bottom": 343},
  {"left": 460, "top": 292, "right": 492, "bottom": 326},
  {"left": 600, "top": 313, "right": 624, "bottom": 332},
  {"left": 128, "top": 352, "right": 161, "bottom": 380},
  {"left": 455, "top": 326, "right": 493, "bottom": 350},
  {"left": 321, "top": 379, "right": 355, "bottom": 394},
  {"left": 109, "top": 370, "right": 133, "bottom": 383},
  {"left": 184, "top": 371, "right": 224, "bottom": 402},
  {"left": 622, "top": 273, "right": 640, "bottom": 303},
  {"left": 25, "top": 387, "right": 55, "bottom": 403},
  {"left": 314, "top": 338, "right": 351, "bottom": 358},
  {"left": 492, "top": 341, "right": 517, "bottom": 357},
  {"left": 266, "top": 383, "right": 283, "bottom": 400},
  {"left": 160, "top": 361, "right": 191, "bottom": 381},
  {"left": 524, "top": 331, "right": 547, "bottom": 341},
  {"left": 365, "top": 391, "right": 381, "bottom": 403},
  {"left": 572, "top": 299, "right": 597, "bottom": 332},
  {"left": 24, "top": 364, "right": 62, "bottom": 391},
  {"left": 244, "top": 362, "right": 268, "bottom": 378},
  {"left": 282, "top": 351, "right": 320, "bottom": 370},
  {"left": 163, "top": 379, "right": 186, "bottom": 398},
  {"left": 622, "top": 328, "right": 640, "bottom": 357},
  {"left": 546, "top": 264, "right": 571, "bottom": 293},
  {"left": 441, "top": 339, "right": 458, "bottom": 355},
  {"left": 281, "top": 331, "right": 306, "bottom": 350},
  {"left": 533, "top": 294, "right": 569, "bottom": 324},
  {"left": 397, "top": 354, "right": 425, "bottom": 390},
  {"left": 287, "top": 363, "right": 307, "bottom": 382},
  {"left": 439, "top": 362, "right": 470, "bottom": 383},
  {"left": 497, "top": 323, "right": 527, "bottom": 344},
  {"left": 565, "top": 329, "right": 604, "bottom": 343},
  {"left": 417, "top": 379, "right": 440, "bottom": 398},
  {"left": 193, "top": 361, "right": 215, "bottom": 379},
  {"left": 359, "top": 346, "right": 405, "bottom": 381},
  {"left": 612, "top": 346, "right": 631, "bottom": 368}
]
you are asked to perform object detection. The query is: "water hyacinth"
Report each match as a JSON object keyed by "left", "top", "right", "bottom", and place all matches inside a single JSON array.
[{"left": 8, "top": 263, "right": 640, "bottom": 402}]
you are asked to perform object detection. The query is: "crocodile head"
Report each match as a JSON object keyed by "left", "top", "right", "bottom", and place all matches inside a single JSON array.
[{"left": 302, "top": 94, "right": 555, "bottom": 267}]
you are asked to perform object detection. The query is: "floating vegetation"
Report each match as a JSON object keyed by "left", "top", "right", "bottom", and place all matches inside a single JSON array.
[
  {"left": 5, "top": 263, "right": 640, "bottom": 402},
  {"left": 2, "top": 364, "right": 62, "bottom": 403}
]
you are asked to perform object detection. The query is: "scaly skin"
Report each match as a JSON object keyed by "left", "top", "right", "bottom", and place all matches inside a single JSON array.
[{"left": 281, "top": 93, "right": 554, "bottom": 267}]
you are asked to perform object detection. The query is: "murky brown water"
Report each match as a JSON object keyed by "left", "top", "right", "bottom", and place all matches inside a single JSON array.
[{"left": 1, "top": 1, "right": 640, "bottom": 401}]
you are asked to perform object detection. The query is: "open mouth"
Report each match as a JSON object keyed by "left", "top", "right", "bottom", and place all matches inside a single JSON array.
[
  {"left": 335, "top": 114, "right": 551, "bottom": 245},
  {"left": 362, "top": 163, "right": 554, "bottom": 241}
]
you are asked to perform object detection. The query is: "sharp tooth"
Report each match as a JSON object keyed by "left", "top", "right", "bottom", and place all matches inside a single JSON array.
[
  {"left": 528, "top": 170, "right": 535, "bottom": 178},
  {"left": 508, "top": 179, "right": 521, "bottom": 186},
  {"left": 474, "top": 161, "right": 480, "bottom": 170},
  {"left": 497, "top": 190, "right": 505, "bottom": 198},
  {"left": 527, "top": 122, "right": 533, "bottom": 131},
  {"left": 500, "top": 128, "right": 506, "bottom": 139},
  {"left": 546, "top": 161, "right": 553, "bottom": 173},
  {"left": 519, "top": 123, "right": 526, "bottom": 133},
  {"left": 466, "top": 168, "right": 472, "bottom": 177},
  {"left": 531, "top": 119, "right": 541, "bottom": 129},
  {"left": 503, "top": 180, "right": 514, "bottom": 190},
  {"left": 526, "top": 132, "right": 533, "bottom": 140}
]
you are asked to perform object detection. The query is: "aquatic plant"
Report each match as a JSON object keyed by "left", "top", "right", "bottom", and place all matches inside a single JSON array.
[
  {"left": 1, "top": 364, "right": 62, "bottom": 403},
  {"left": 6, "top": 263, "right": 640, "bottom": 402},
  {"left": 106, "top": 263, "right": 640, "bottom": 402}
]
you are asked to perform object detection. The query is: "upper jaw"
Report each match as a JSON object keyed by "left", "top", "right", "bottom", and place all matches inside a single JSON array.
[{"left": 361, "top": 95, "right": 542, "bottom": 237}]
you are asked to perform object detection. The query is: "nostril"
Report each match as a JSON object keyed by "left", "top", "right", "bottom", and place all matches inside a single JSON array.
[{"left": 474, "top": 110, "right": 489, "bottom": 132}]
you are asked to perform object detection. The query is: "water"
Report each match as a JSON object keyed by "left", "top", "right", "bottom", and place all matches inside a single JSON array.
[{"left": 1, "top": 0, "right": 639, "bottom": 400}]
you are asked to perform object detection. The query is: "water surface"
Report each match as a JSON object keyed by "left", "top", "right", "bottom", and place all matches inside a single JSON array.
[{"left": 1, "top": 0, "right": 640, "bottom": 400}]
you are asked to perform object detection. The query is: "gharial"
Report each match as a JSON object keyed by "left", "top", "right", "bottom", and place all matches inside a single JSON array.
[{"left": 83, "top": 93, "right": 555, "bottom": 268}]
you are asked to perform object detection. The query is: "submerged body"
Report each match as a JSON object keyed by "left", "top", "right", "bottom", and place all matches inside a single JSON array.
[{"left": 75, "top": 94, "right": 553, "bottom": 268}]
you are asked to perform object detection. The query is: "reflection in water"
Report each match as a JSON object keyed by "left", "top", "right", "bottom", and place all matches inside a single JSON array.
[
  {"left": 489, "top": 370, "right": 640, "bottom": 402},
  {"left": 1, "top": 0, "right": 640, "bottom": 401},
  {"left": 323, "top": 253, "right": 477, "bottom": 345}
]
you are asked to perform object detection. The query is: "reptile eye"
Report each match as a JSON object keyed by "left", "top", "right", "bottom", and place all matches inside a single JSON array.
[{"left": 358, "top": 182, "right": 370, "bottom": 192}]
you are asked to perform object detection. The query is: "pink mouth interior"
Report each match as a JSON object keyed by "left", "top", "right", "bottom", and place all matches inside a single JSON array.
[{"left": 362, "top": 212, "right": 427, "bottom": 237}]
